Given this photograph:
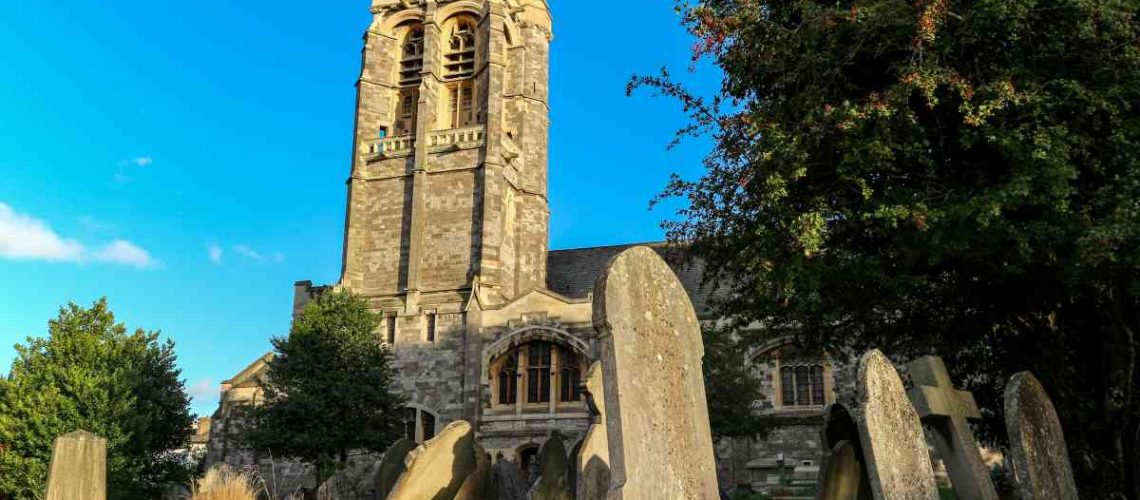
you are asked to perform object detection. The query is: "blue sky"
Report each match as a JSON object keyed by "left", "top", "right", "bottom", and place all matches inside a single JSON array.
[{"left": 0, "top": 0, "right": 720, "bottom": 416}]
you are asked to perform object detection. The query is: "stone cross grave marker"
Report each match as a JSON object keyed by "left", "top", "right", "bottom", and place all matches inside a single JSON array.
[
  {"left": 576, "top": 362, "right": 610, "bottom": 500},
  {"left": 44, "top": 430, "right": 107, "bottom": 500},
  {"left": 906, "top": 356, "right": 998, "bottom": 500},
  {"left": 592, "top": 246, "right": 720, "bottom": 500},
  {"left": 1004, "top": 372, "right": 1079, "bottom": 500},
  {"left": 856, "top": 350, "right": 940, "bottom": 500}
]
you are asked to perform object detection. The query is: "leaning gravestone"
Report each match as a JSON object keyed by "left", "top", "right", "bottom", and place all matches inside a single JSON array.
[
  {"left": 906, "top": 356, "right": 998, "bottom": 500},
  {"left": 490, "top": 459, "right": 528, "bottom": 500},
  {"left": 388, "top": 421, "right": 478, "bottom": 500},
  {"left": 576, "top": 362, "right": 610, "bottom": 500},
  {"left": 454, "top": 443, "right": 492, "bottom": 500},
  {"left": 45, "top": 430, "right": 106, "bottom": 500},
  {"left": 531, "top": 433, "right": 572, "bottom": 500},
  {"left": 855, "top": 350, "right": 939, "bottom": 500},
  {"left": 1004, "top": 372, "right": 1079, "bottom": 500},
  {"left": 818, "top": 441, "right": 863, "bottom": 500},
  {"left": 592, "top": 246, "right": 719, "bottom": 499},
  {"left": 819, "top": 404, "right": 872, "bottom": 500},
  {"left": 375, "top": 438, "right": 417, "bottom": 499}
]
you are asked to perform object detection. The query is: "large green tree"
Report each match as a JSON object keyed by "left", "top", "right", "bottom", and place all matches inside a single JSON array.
[
  {"left": 0, "top": 299, "right": 193, "bottom": 499},
  {"left": 246, "top": 290, "right": 406, "bottom": 485},
  {"left": 633, "top": 0, "right": 1140, "bottom": 497}
]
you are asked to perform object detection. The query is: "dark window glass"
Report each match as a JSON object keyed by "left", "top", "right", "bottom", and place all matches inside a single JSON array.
[
  {"left": 498, "top": 355, "right": 518, "bottom": 405},
  {"left": 426, "top": 313, "right": 437, "bottom": 342},
  {"left": 421, "top": 411, "right": 436, "bottom": 441},
  {"left": 403, "top": 407, "right": 417, "bottom": 442},
  {"left": 386, "top": 314, "right": 397, "bottom": 344},
  {"left": 795, "top": 366, "right": 810, "bottom": 406},
  {"left": 527, "top": 343, "right": 551, "bottom": 403},
  {"left": 780, "top": 367, "right": 795, "bottom": 406},
  {"left": 811, "top": 366, "right": 826, "bottom": 405}
]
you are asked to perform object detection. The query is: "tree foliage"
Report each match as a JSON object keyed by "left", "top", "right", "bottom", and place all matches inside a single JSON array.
[
  {"left": 0, "top": 299, "right": 193, "bottom": 499},
  {"left": 246, "top": 290, "right": 406, "bottom": 484},
  {"left": 633, "top": 0, "right": 1140, "bottom": 497}
]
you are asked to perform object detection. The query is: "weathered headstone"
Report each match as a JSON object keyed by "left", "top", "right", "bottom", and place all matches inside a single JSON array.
[
  {"left": 531, "top": 433, "right": 572, "bottom": 500},
  {"left": 592, "top": 246, "right": 719, "bottom": 499},
  {"left": 576, "top": 362, "right": 610, "bottom": 500},
  {"left": 44, "top": 430, "right": 106, "bottom": 500},
  {"left": 490, "top": 459, "right": 528, "bottom": 500},
  {"left": 375, "top": 438, "right": 417, "bottom": 499},
  {"left": 455, "top": 443, "right": 493, "bottom": 500},
  {"left": 820, "top": 404, "right": 872, "bottom": 500},
  {"left": 818, "top": 441, "right": 863, "bottom": 500},
  {"left": 388, "top": 420, "right": 478, "bottom": 500},
  {"left": 1004, "top": 372, "right": 1079, "bottom": 500},
  {"left": 855, "top": 350, "right": 940, "bottom": 500},
  {"left": 906, "top": 356, "right": 998, "bottom": 500}
]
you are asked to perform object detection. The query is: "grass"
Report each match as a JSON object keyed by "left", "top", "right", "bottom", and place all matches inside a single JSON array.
[{"left": 193, "top": 465, "right": 259, "bottom": 500}]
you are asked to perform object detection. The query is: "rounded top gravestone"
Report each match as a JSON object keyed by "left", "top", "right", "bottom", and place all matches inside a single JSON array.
[{"left": 1004, "top": 372, "right": 1079, "bottom": 500}]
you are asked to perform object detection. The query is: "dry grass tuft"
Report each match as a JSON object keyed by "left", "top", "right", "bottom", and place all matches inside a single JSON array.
[{"left": 193, "top": 465, "right": 260, "bottom": 500}]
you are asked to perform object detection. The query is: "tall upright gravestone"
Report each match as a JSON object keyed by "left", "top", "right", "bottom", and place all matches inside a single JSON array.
[
  {"left": 1004, "top": 372, "right": 1079, "bottom": 500},
  {"left": 576, "top": 362, "right": 610, "bottom": 500},
  {"left": 855, "top": 350, "right": 940, "bottom": 500},
  {"left": 592, "top": 246, "right": 719, "bottom": 500},
  {"left": 44, "top": 430, "right": 106, "bottom": 500}
]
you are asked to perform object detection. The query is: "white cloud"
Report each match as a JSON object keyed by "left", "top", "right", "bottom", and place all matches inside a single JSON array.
[
  {"left": 188, "top": 378, "right": 216, "bottom": 400},
  {"left": 233, "top": 244, "right": 285, "bottom": 263},
  {"left": 0, "top": 203, "right": 85, "bottom": 261},
  {"left": 207, "top": 243, "right": 223, "bottom": 264},
  {"left": 114, "top": 156, "right": 154, "bottom": 184},
  {"left": 92, "top": 240, "right": 155, "bottom": 269},
  {"left": 0, "top": 203, "right": 155, "bottom": 269}
]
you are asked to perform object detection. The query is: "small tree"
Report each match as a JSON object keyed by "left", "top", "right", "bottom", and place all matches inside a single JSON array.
[
  {"left": 246, "top": 290, "right": 406, "bottom": 485},
  {"left": 0, "top": 299, "right": 193, "bottom": 499}
]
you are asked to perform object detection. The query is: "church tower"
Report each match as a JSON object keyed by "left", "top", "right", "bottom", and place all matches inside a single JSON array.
[{"left": 340, "top": 0, "right": 553, "bottom": 313}]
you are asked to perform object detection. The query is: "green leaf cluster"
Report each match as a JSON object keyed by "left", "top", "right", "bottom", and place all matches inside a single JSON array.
[
  {"left": 0, "top": 299, "right": 193, "bottom": 499},
  {"left": 245, "top": 290, "right": 406, "bottom": 484},
  {"left": 636, "top": 0, "right": 1140, "bottom": 497}
]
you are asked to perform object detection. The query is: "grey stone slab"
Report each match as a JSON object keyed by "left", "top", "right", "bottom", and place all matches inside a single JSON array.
[
  {"left": 906, "top": 356, "right": 997, "bottom": 500},
  {"left": 576, "top": 362, "right": 610, "bottom": 500},
  {"left": 855, "top": 350, "right": 939, "bottom": 500},
  {"left": 45, "top": 430, "right": 106, "bottom": 500},
  {"left": 821, "top": 405, "right": 873, "bottom": 500},
  {"left": 375, "top": 438, "right": 417, "bottom": 499},
  {"left": 490, "top": 459, "right": 528, "bottom": 500},
  {"left": 592, "top": 246, "right": 719, "bottom": 500},
  {"left": 532, "top": 433, "right": 571, "bottom": 500},
  {"left": 818, "top": 441, "right": 862, "bottom": 500},
  {"left": 388, "top": 421, "right": 477, "bottom": 500},
  {"left": 1004, "top": 372, "right": 1078, "bottom": 500}
]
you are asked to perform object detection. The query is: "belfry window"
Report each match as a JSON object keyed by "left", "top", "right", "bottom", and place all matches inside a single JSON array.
[
  {"left": 399, "top": 25, "right": 425, "bottom": 85},
  {"left": 446, "top": 81, "right": 477, "bottom": 129},
  {"left": 443, "top": 18, "right": 477, "bottom": 79}
]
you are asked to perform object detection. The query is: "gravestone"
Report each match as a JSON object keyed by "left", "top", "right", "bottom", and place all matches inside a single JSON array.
[
  {"left": 454, "top": 443, "right": 492, "bottom": 500},
  {"left": 388, "top": 420, "right": 478, "bottom": 500},
  {"left": 820, "top": 404, "right": 872, "bottom": 500},
  {"left": 818, "top": 441, "right": 862, "bottom": 500},
  {"left": 906, "top": 356, "right": 998, "bottom": 500},
  {"left": 375, "top": 438, "right": 417, "bottom": 499},
  {"left": 855, "top": 350, "right": 940, "bottom": 500},
  {"left": 576, "top": 362, "right": 610, "bottom": 500},
  {"left": 44, "top": 430, "right": 106, "bottom": 500},
  {"left": 490, "top": 459, "right": 528, "bottom": 500},
  {"left": 592, "top": 246, "right": 719, "bottom": 499},
  {"left": 531, "top": 433, "right": 572, "bottom": 500},
  {"left": 1004, "top": 372, "right": 1079, "bottom": 500}
]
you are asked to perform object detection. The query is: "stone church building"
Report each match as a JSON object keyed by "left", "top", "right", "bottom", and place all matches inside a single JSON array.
[{"left": 207, "top": 0, "right": 837, "bottom": 494}]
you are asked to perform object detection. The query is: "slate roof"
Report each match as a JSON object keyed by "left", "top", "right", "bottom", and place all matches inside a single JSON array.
[{"left": 545, "top": 242, "right": 723, "bottom": 315}]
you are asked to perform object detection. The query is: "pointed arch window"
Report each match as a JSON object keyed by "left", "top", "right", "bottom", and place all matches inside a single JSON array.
[
  {"left": 443, "top": 18, "right": 477, "bottom": 79},
  {"left": 779, "top": 363, "right": 827, "bottom": 407},
  {"left": 399, "top": 25, "right": 425, "bottom": 85}
]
